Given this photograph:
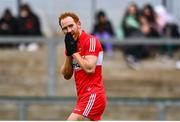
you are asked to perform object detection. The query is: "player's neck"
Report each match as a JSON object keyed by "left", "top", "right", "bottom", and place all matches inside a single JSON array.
[{"left": 77, "top": 29, "right": 82, "bottom": 40}]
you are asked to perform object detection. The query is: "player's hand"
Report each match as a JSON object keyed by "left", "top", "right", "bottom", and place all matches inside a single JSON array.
[{"left": 64, "top": 33, "right": 77, "bottom": 56}]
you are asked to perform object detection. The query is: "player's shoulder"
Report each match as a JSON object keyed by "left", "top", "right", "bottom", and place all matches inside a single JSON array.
[
  {"left": 85, "top": 33, "right": 100, "bottom": 44},
  {"left": 81, "top": 31, "right": 101, "bottom": 48},
  {"left": 82, "top": 31, "right": 98, "bottom": 41}
]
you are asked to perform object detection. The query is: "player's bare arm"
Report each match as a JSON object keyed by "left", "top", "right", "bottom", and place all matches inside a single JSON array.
[
  {"left": 72, "top": 53, "right": 97, "bottom": 74},
  {"left": 60, "top": 56, "right": 73, "bottom": 80}
]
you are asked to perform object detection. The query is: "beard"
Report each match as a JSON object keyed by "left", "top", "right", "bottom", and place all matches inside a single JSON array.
[{"left": 73, "top": 30, "right": 80, "bottom": 41}]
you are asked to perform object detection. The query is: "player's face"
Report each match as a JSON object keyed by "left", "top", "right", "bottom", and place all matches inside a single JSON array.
[{"left": 61, "top": 16, "right": 80, "bottom": 40}]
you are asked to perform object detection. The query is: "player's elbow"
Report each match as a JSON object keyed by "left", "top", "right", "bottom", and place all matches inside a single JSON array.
[
  {"left": 60, "top": 69, "right": 72, "bottom": 80},
  {"left": 60, "top": 67, "right": 73, "bottom": 80},
  {"left": 64, "top": 74, "right": 72, "bottom": 80}
]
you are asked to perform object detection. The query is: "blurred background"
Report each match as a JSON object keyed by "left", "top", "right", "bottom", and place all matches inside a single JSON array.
[{"left": 0, "top": 0, "right": 180, "bottom": 120}]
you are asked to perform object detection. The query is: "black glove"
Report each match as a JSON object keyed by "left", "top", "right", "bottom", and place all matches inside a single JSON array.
[{"left": 64, "top": 33, "right": 77, "bottom": 56}]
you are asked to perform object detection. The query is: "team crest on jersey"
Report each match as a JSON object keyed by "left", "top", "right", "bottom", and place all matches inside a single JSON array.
[{"left": 72, "top": 59, "right": 81, "bottom": 70}]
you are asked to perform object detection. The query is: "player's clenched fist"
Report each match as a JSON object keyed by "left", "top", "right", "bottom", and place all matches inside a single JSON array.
[{"left": 64, "top": 33, "right": 77, "bottom": 56}]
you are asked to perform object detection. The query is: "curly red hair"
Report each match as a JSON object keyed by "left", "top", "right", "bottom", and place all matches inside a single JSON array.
[{"left": 59, "top": 12, "right": 80, "bottom": 27}]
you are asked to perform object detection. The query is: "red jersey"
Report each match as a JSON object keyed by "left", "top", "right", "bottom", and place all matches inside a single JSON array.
[{"left": 72, "top": 31, "right": 105, "bottom": 97}]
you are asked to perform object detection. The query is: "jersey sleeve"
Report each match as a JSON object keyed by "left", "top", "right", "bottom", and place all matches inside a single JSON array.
[{"left": 84, "top": 37, "right": 102, "bottom": 56}]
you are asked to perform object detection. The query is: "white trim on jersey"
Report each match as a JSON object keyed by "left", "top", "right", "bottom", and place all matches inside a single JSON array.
[
  {"left": 82, "top": 93, "right": 96, "bottom": 117},
  {"left": 89, "top": 38, "right": 96, "bottom": 52},
  {"left": 96, "top": 51, "right": 103, "bottom": 65}
]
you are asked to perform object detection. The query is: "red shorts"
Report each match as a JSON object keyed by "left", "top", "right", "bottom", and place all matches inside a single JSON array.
[{"left": 73, "top": 93, "right": 106, "bottom": 121}]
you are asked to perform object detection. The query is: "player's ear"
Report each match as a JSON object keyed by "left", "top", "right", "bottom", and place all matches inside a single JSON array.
[{"left": 77, "top": 21, "right": 81, "bottom": 29}]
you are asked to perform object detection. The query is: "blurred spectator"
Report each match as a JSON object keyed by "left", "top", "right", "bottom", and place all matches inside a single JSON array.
[
  {"left": 121, "top": 3, "right": 141, "bottom": 37},
  {"left": 18, "top": 4, "right": 42, "bottom": 35},
  {"left": 119, "top": 3, "right": 149, "bottom": 70},
  {"left": 18, "top": 3, "right": 42, "bottom": 51},
  {"left": 139, "top": 13, "right": 160, "bottom": 57},
  {"left": 155, "top": 5, "right": 180, "bottom": 38},
  {"left": 163, "top": 23, "right": 180, "bottom": 56},
  {"left": 163, "top": 23, "right": 180, "bottom": 38},
  {"left": 155, "top": 5, "right": 180, "bottom": 57},
  {"left": 140, "top": 4, "right": 179, "bottom": 58},
  {"left": 0, "top": 8, "right": 18, "bottom": 48},
  {"left": 92, "top": 10, "right": 115, "bottom": 56},
  {"left": 139, "top": 14, "right": 160, "bottom": 37},
  {"left": 142, "top": 4, "right": 157, "bottom": 29}
]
